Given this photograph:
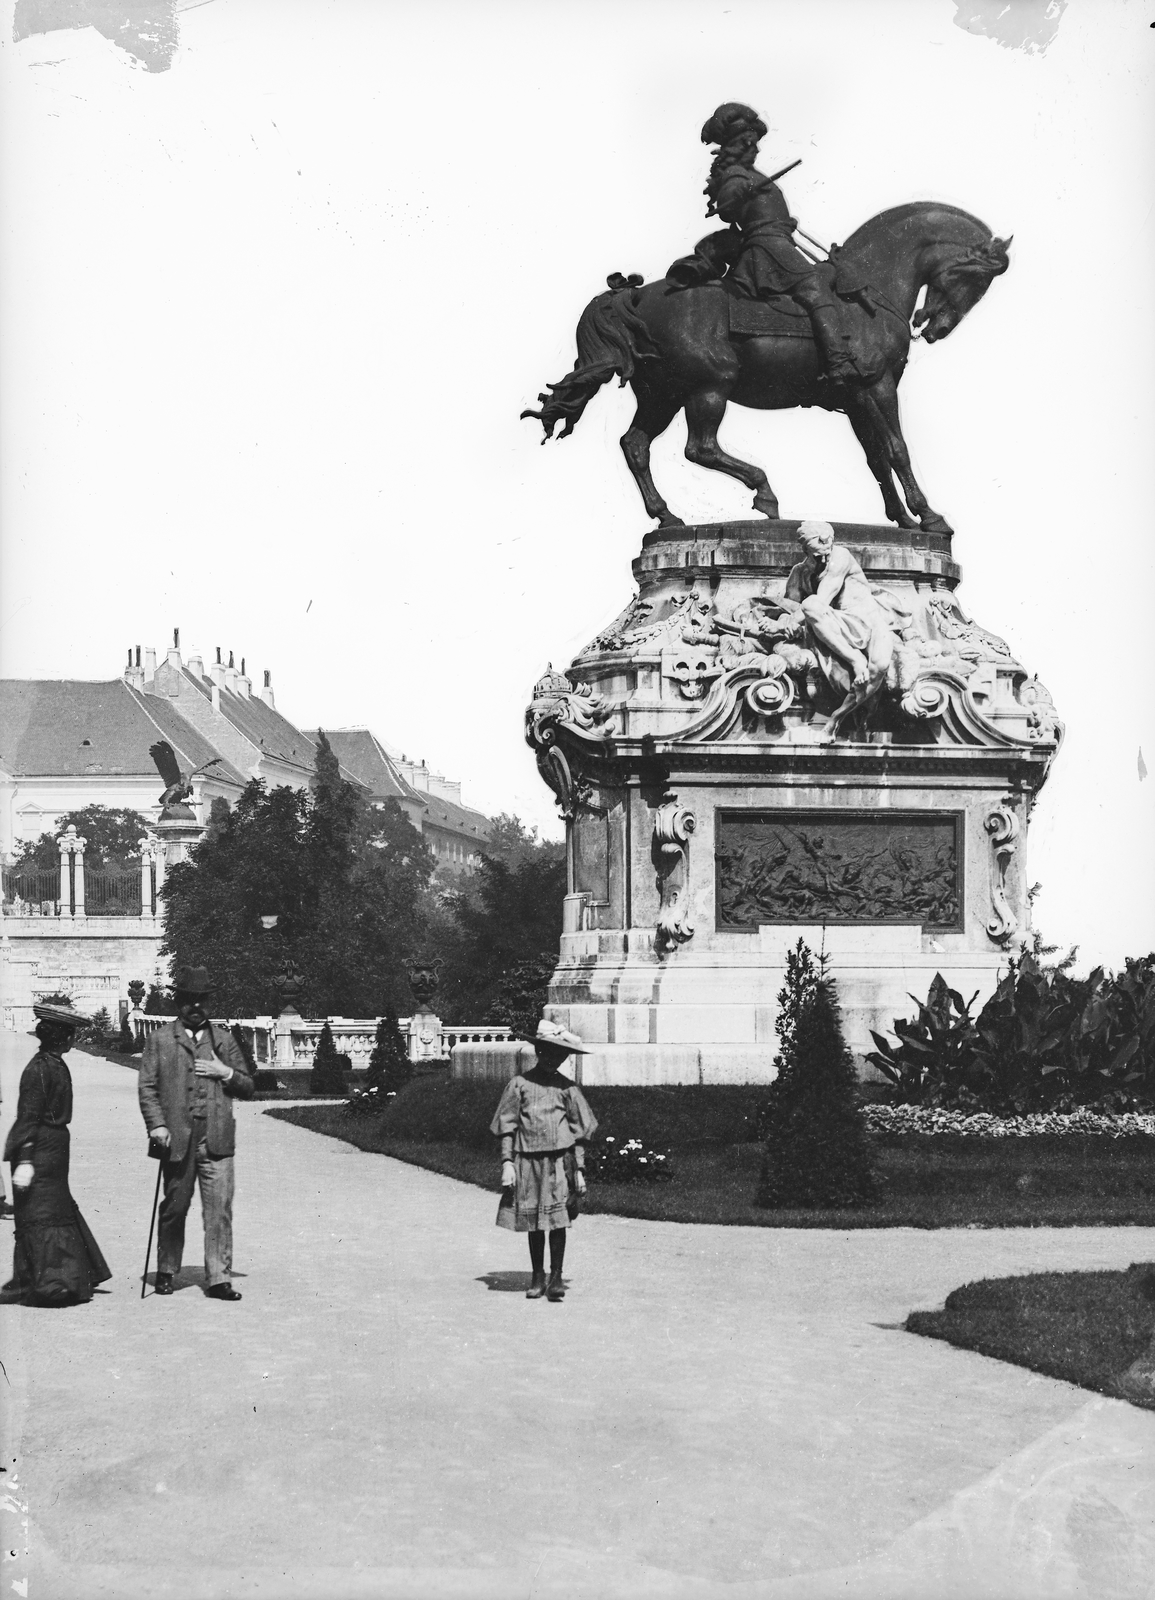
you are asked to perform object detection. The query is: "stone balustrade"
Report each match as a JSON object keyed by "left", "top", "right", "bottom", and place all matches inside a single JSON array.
[{"left": 130, "top": 1012, "right": 511, "bottom": 1068}]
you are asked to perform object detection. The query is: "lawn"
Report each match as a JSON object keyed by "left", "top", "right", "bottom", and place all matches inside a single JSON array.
[
  {"left": 907, "top": 1268, "right": 1155, "bottom": 1408},
  {"left": 266, "top": 1077, "right": 1155, "bottom": 1228}
]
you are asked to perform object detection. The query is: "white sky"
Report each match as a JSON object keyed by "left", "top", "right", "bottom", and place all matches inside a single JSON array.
[{"left": 1, "top": 0, "right": 1152, "bottom": 967}]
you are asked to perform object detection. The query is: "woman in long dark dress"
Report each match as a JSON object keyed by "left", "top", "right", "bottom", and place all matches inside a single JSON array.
[
  {"left": 2, "top": 1002, "right": 111, "bottom": 1307},
  {"left": 491, "top": 1018, "right": 598, "bottom": 1302}
]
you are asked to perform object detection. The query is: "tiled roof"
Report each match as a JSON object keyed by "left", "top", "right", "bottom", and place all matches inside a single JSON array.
[
  {"left": 0, "top": 679, "right": 245, "bottom": 785},
  {"left": 312, "top": 727, "right": 491, "bottom": 840},
  {"left": 421, "top": 794, "right": 492, "bottom": 840},
  {"left": 308, "top": 728, "right": 419, "bottom": 804},
  {"left": 215, "top": 689, "right": 318, "bottom": 774}
]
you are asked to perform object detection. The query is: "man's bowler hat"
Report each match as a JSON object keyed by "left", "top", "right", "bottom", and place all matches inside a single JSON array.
[{"left": 172, "top": 965, "right": 213, "bottom": 997}]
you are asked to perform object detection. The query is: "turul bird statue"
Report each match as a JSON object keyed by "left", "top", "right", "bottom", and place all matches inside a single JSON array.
[{"left": 149, "top": 741, "right": 223, "bottom": 813}]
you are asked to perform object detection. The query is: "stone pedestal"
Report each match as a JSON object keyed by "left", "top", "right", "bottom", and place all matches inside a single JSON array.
[
  {"left": 512, "top": 518, "right": 1062, "bottom": 1086},
  {"left": 152, "top": 806, "right": 205, "bottom": 872},
  {"left": 274, "top": 1007, "right": 302, "bottom": 1072},
  {"left": 408, "top": 1009, "right": 444, "bottom": 1062}
]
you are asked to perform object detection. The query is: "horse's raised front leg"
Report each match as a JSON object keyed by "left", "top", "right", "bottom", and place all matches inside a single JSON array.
[
  {"left": 684, "top": 388, "right": 779, "bottom": 519},
  {"left": 862, "top": 375, "right": 953, "bottom": 536},
  {"left": 621, "top": 389, "right": 684, "bottom": 528},
  {"left": 844, "top": 395, "right": 919, "bottom": 529}
]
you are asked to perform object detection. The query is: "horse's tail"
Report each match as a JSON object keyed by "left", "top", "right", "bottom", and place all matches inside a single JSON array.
[{"left": 521, "top": 274, "right": 657, "bottom": 440}]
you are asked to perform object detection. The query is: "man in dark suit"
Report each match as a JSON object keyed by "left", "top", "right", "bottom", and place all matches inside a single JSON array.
[{"left": 138, "top": 967, "right": 254, "bottom": 1301}]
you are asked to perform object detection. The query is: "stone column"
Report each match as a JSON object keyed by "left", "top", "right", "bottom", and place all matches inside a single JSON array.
[
  {"left": 58, "top": 824, "right": 81, "bottom": 917},
  {"left": 58, "top": 831, "right": 73, "bottom": 917},
  {"left": 72, "top": 833, "right": 87, "bottom": 917},
  {"left": 139, "top": 837, "right": 154, "bottom": 918}
]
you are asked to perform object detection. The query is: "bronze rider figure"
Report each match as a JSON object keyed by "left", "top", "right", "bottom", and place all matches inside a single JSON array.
[{"left": 668, "top": 102, "right": 861, "bottom": 384}]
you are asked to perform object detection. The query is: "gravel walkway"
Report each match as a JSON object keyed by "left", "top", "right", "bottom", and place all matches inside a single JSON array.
[{"left": 2, "top": 1030, "right": 1152, "bottom": 1600}]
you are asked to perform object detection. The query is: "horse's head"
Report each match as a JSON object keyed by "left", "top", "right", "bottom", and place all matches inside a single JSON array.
[{"left": 914, "top": 235, "right": 1011, "bottom": 343}]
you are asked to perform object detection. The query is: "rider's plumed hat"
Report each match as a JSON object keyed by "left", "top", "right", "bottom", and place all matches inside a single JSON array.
[{"left": 701, "top": 103, "right": 767, "bottom": 147}]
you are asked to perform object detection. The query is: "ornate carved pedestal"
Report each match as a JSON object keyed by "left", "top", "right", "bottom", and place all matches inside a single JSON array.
[{"left": 470, "top": 519, "right": 1060, "bottom": 1086}]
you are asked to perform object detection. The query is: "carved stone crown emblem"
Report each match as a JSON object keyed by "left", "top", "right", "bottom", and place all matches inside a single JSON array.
[{"left": 532, "top": 664, "right": 574, "bottom": 699}]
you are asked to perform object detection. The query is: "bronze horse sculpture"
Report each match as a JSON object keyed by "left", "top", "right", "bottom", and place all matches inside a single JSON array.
[{"left": 523, "top": 203, "right": 1010, "bottom": 534}]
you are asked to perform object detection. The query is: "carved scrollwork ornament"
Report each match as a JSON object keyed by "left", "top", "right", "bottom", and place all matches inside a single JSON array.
[
  {"left": 533, "top": 739, "right": 599, "bottom": 822},
  {"left": 653, "top": 801, "right": 696, "bottom": 953},
  {"left": 900, "top": 675, "right": 953, "bottom": 722},
  {"left": 744, "top": 657, "right": 795, "bottom": 719},
  {"left": 984, "top": 804, "right": 1021, "bottom": 944}
]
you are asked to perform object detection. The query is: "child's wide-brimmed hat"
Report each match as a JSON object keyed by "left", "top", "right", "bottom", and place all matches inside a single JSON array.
[
  {"left": 523, "top": 1018, "right": 592, "bottom": 1056},
  {"left": 33, "top": 1001, "right": 93, "bottom": 1028}
]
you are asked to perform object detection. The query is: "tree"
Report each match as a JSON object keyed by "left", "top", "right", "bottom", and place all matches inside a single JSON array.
[
  {"left": 756, "top": 965, "right": 877, "bottom": 1210},
  {"left": 309, "top": 1022, "right": 347, "bottom": 1095},
  {"left": 161, "top": 736, "right": 435, "bottom": 1017},
  {"left": 14, "top": 806, "right": 151, "bottom": 870},
  {"left": 485, "top": 954, "right": 558, "bottom": 1038},
  {"left": 366, "top": 1006, "right": 411, "bottom": 1094},
  {"left": 430, "top": 815, "right": 565, "bottom": 1022}
]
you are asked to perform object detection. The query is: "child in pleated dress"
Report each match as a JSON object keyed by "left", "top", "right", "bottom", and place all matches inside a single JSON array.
[{"left": 490, "top": 1019, "right": 598, "bottom": 1301}]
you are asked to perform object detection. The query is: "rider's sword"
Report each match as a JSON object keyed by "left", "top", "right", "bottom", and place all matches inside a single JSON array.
[{"left": 763, "top": 159, "right": 832, "bottom": 259}]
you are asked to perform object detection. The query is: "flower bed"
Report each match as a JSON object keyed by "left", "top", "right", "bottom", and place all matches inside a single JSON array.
[
  {"left": 865, "top": 1105, "right": 1155, "bottom": 1139},
  {"left": 584, "top": 1136, "right": 673, "bottom": 1184}
]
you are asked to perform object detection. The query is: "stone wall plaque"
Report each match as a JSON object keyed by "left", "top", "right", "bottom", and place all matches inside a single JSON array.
[
  {"left": 572, "top": 811, "right": 610, "bottom": 903},
  {"left": 716, "top": 810, "right": 962, "bottom": 931}
]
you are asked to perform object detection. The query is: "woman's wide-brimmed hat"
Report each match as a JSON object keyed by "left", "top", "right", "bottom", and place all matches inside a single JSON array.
[
  {"left": 33, "top": 1001, "right": 93, "bottom": 1029},
  {"left": 523, "top": 1018, "right": 592, "bottom": 1056}
]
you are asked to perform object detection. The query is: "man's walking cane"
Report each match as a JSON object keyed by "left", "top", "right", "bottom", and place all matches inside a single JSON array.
[{"left": 141, "top": 1138, "right": 165, "bottom": 1299}]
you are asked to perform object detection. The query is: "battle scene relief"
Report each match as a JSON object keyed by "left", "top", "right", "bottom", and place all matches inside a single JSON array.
[{"left": 716, "top": 812, "right": 960, "bottom": 929}]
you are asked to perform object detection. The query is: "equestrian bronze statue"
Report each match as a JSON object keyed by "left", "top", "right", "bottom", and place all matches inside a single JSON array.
[{"left": 523, "top": 103, "right": 1010, "bottom": 534}]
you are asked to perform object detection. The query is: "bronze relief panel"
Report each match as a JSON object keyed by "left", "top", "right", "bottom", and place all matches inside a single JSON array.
[{"left": 716, "top": 810, "right": 962, "bottom": 930}]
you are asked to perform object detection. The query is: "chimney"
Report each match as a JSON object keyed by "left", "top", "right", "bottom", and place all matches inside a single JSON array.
[
  {"left": 143, "top": 647, "right": 157, "bottom": 683},
  {"left": 210, "top": 647, "right": 226, "bottom": 688},
  {"left": 187, "top": 652, "right": 204, "bottom": 679},
  {"left": 260, "top": 669, "right": 276, "bottom": 710},
  {"left": 237, "top": 656, "right": 251, "bottom": 698},
  {"left": 166, "top": 639, "right": 182, "bottom": 672},
  {"left": 224, "top": 663, "right": 239, "bottom": 694},
  {"left": 124, "top": 646, "right": 144, "bottom": 690}
]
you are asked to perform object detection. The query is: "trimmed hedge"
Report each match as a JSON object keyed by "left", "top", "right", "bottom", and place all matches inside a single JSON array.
[{"left": 373, "top": 1075, "right": 772, "bottom": 1151}]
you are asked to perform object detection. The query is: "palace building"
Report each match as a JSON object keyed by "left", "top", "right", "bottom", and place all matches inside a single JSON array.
[
  {"left": 0, "top": 634, "right": 492, "bottom": 1028},
  {"left": 1, "top": 635, "right": 491, "bottom": 869}
]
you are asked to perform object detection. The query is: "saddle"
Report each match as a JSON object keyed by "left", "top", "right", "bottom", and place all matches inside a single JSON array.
[
  {"left": 722, "top": 280, "right": 889, "bottom": 383},
  {"left": 724, "top": 289, "right": 813, "bottom": 339}
]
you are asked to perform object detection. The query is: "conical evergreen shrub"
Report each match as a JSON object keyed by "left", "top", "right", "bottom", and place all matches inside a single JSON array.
[
  {"left": 756, "top": 975, "right": 877, "bottom": 1209},
  {"left": 309, "top": 1021, "right": 348, "bottom": 1095},
  {"left": 366, "top": 1005, "right": 411, "bottom": 1095}
]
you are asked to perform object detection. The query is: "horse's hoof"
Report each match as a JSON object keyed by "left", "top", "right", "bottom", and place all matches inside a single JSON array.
[
  {"left": 889, "top": 510, "right": 920, "bottom": 531},
  {"left": 919, "top": 513, "right": 954, "bottom": 535},
  {"left": 753, "top": 498, "right": 780, "bottom": 520},
  {"left": 656, "top": 513, "right": 686, "bottom": 529}
]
